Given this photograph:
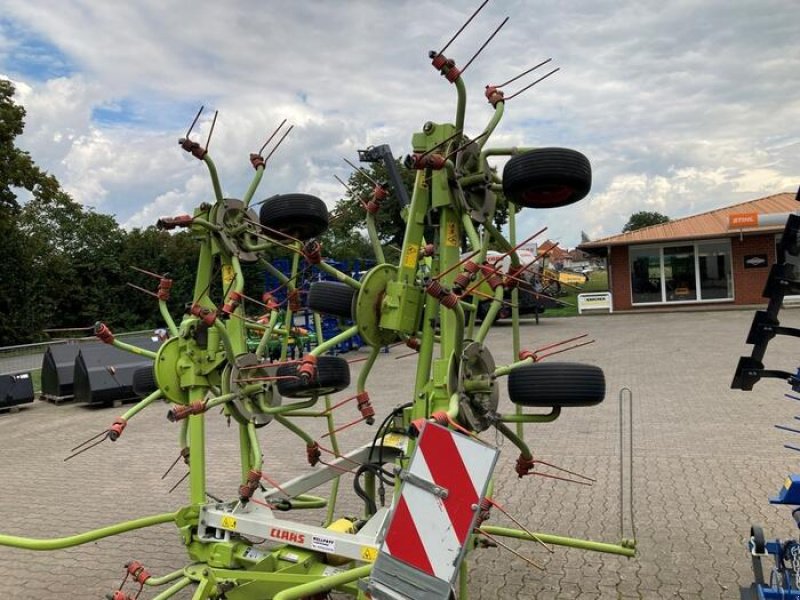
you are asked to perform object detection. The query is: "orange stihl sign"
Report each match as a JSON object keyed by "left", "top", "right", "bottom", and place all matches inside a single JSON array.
[{"left": 729, "top": 213, "right": 759, "bottom": 227}]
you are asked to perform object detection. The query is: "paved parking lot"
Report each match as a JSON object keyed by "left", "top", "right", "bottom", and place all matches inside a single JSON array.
[{"left": 1, "top": 309, "right": 799, "bottom": 599}]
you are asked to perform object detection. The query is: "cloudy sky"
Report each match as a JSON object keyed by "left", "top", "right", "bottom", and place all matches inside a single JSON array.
[{"left": 1, "top": 0, "right": 798, "bottom": 247}]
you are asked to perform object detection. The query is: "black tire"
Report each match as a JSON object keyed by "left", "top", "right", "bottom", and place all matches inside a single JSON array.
[
  {"left": 259, "top": 193, "right": 329, "bottom": 241},
  {"left": 508, "top": 362, "right": 605, "bottom": 407},
  {"left": 750, "top": 525, "right": 766, "bottom": 585},
  {"left": 132, "top": 366, "right": 158, "bottom": 398},
  {"left": 276, "top": 356, "right": 350, "bottom": 398},
  {"left": 502, "top": 148, "right": 591, "bottom": 209},
  {"left": 308, "top": 281, "right": 355, "bottom": 319}
]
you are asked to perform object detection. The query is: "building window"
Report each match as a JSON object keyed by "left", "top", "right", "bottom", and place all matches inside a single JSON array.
[
  {"left": 630, "top": 240, "right": 733, "bottom": 304},
  {"left": 664, "top": 245, "right": 697, "bottom": 302},
  {"left": 630, "top": 248, "right": 662, "bottom": 304},
  {"left": 698, "top": 241, "right": 733, "bottom": 300}
]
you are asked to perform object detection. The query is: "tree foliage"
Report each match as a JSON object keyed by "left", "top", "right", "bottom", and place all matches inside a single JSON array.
[
  {"left": 622, "top": 211, "right": 670, "bottom": 232},
  {"left": 0, "top": 79, "right": 203, "bottom": 345}
]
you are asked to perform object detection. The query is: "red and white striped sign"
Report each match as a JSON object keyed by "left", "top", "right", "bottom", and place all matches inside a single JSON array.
[{"left": 380, "top": 423, "right": 498, "bottom": 583}]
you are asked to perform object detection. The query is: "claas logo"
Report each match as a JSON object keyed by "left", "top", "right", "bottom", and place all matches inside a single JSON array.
[{"left": 269, "top": 528, "right": 305, "bottom": 544}]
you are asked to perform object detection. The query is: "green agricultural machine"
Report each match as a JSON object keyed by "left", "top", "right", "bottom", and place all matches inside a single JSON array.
[{"left": 0, "top": 4, "right": 635, "bottom": 598}]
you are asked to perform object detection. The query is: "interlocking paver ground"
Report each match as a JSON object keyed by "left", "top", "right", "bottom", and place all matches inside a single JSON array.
[{"left": 0, "top": 309, "right": 796, "bottom": 598}]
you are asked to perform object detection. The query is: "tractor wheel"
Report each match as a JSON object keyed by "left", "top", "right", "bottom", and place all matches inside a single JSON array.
[
  {"left": 508, "top": 362, "right": 605, "bottom": 407},
  {"left": 259, "top": 193, "right": 329, "bottom": 241},
  {"left": 308, "top": 281, "right": 356, "bottom": 320},
  {"left": 750, "top": 524, "right": 766, "bottom": 585},
  {"left": 276, "top": 356, "right": 350, "bottom": 398},
  {"left": 132, "top": 366, "right": 158, "bottom": 398},
  {"left": 502, "top": 148, "right": 591, "bottom": 209}
]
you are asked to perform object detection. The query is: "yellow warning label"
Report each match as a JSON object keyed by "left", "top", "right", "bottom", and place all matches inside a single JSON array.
[
  {"left": 221, "top": 516, "right": 237, "bottom": 530},
  {"left": 360, "top": 546, "right": 378, "bottom": 562},
  {"left": 404, "top": 244, "right": 419, "bottom": 269},
  {"left": 786, "top": 477, "right": 793, "bottom": 490},
  {"left": 445, "top": 222, "right": 458, "bottom": 247},
  {"left": 383, "top": 433, "right": 408, "bottom": 450},
  {"left": 222, "top": 264, "right": 235, "bottom": 287}
]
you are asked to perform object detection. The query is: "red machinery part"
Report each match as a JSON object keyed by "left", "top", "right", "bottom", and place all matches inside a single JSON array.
[
  {"left": 106, "top": 591, "right": 135, "bottom": 600},
  {"left": 95, "top": 322, "right": 115, "bottom": 344},
  {"left": 250, "top": 153, "right": 266, "bottom": 169},
  {"left": 108, "top": 418, "right": 127, "bottom": 442},
  {"left": 125, "top": 560, "right": 151, "bottom": 585},
  {"left": 480, "top": 263, "right": 504, "bottom": 290},
  {"left": 356, "top": 391, "right": 375, "bottom": 424},
  {"left": 262, "top": 292, "right": 281, "bottom": 311},
  {"left": 287, "top": 289, "right": 301, "bottom": 312},
  {"left": 515, "top": 453, "right": 535, "bottom": 478},
  {"left": 156, "top": 215, "right": 193, "bottom": 230},
  {"left": 297, "top": 354, "right": 317, "bottom": 382},
  {"left": 485, "top": 85, "right": 505, "bottom": 107},
  {"left": 306, "top": 442, "right": 321, "bottom": 467},
  {"left": 178, "top": 137, "right": 207, "bottom": 160},
  {"left": 168, "top": 401, "right": 206, "bottom": 423},
  {"left": 518, "top": 349, "right": 538, "bottom": 362},
  {"left": 221, "top": 291, "right": 243, "bottom": 315},
  {"left": 157, "top": 278, "right": 173, "bottom": 301},
  {"left": 239, "top": 469, "right": 262, "bottom": 501},
  {"left": 406, "top": 153, "right": 447, "bottom": 170},
  {"left": 504, "top": 264, "right": 527, "bottom": 290},
  {"left": 190, "top": 304, "right": 217, "bottom": 327},
  {"left": 303, "top": 240, "right": 323, "bottom": 265}
]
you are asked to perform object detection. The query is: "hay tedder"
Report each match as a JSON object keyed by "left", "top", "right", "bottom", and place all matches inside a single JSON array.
[{"left": 0, "top": 4, "right": 636, "bottom": 598}]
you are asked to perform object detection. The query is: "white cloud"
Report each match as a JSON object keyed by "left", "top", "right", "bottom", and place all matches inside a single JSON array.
[{"left": 1, "top": 0, "right": 798, "bottom": 247}]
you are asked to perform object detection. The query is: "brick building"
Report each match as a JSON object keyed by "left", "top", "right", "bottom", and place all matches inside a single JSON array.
[{"left": 578, "top": 192, "right": 797, "bottom": 311}]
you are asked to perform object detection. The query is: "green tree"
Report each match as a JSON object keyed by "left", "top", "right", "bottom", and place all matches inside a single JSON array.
[
  {"left": 0, "top": 79, "right": 80, "bottom": 344},
  {"left": 622, "top": 211, "right": 670, "bottom": 232}
]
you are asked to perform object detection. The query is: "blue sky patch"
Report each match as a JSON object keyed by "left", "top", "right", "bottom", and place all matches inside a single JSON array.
[{"left": 0, "top": 19, "right": 75, "bottom": 81}]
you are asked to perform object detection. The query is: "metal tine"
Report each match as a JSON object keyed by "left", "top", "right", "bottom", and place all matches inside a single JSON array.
[
  {"left": 460, "top": 17, "right": 509, "bottom": 76},
  {"left": 534, "top": 340, "right": 595, "bottom": 361},
  {"left": 444, "top": 129, "right": 492, "bottom": 160},
  {"left": 334, "top": 174, "right": 356, "bottom": 196},
  {"left": 477, "top": 530, "right": 545, "bottom": 571},
  {"left": 235, "top": 375, "right": 300, "bottom": 383},
  {"left": 785, "top": 444, "right": 800, "bottom": 452},
  {"left": 238, "top": 359, "right": 303, "bottom": 371},
  {"left": 259, "top": 119, "right": 288, "bottom": 156},
  {"left": 776, "top": 424, "right": 800, "bottom": 435},
  {"left": 533, "top": 334, "right": 589, "bottom": 355},
  {"left": 433, "top": 249, "right": 482, "bottom": 281},
  {"left": 264, "top": 124, "right": 294, "bottom": 164},
  {"left": 205, "top": 110, "right": 218, "bottom": 152},
  {"left": 504, "top": 68, "right": 560, "bottom": 101},
  {"left": 436, "top": 0, "right": 491, "bottom": 56},
  {"left": 531, "top": 471, "right": 592, "bottom": 486},
  {"left": 64, "top": 434, "right": 109, "bottom": 462},
  {"left": 130, "top": 265, "right": 168, "bottom": 280},
  {"left": 343, "top": 157, "right": 381, "bottom": 187},
  {"left": 168, "top": 471, "right": 190, "bottom": 494},
  {"left": 162, "top": 453, "right": 184, "bottom": 480},
  {"left": 534, "top": 458, "right": 596, "bottom": 482},
  {"left": 419, "top": 129, "right": 465, "bottom": 159},
  {"left": 126, "top": 282, "right": 159, "bottom": 299},
  {"left": 185, "top": 105, "right": 204, "bottom": 139},
  {"left": 68, "top": 429, "right": 108, "bottom": 453},
  {"left": 488, "top": 498, "right": 554, "bottom": 553},
  {"left": 494, "top": 58, "right": 553, "bottom": 89},
  {"left": 243, "top": 216, "right": 305, "bottom": 248},
  {"left": 787, "top": 394, "right": 800, "bottom": 402}
]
